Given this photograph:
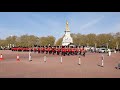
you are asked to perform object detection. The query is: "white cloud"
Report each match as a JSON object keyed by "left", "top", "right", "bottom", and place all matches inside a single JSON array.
[{"left": 80, "top": 16, "right": 104, "bottom": 31}]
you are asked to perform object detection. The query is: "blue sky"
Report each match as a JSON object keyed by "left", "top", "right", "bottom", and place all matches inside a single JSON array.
[{"left": 0, "top": 12, "right": 120, "bottom": 40}]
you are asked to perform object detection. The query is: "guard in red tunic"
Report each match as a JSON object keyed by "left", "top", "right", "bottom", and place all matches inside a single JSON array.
[
  {"left": 45, "top": 46, "right": 48, "bottom": 54},
  {"left": 69, "top": 47, "right": 71, "bottom": 55},
  {"left": 76, "top": 47, "right": 79, "bottom": 55},
  {"left": 83, "top": 46, "right": 86, "bottom": 57},
  {"left": 79, "top": 47, "right": 82, "bottom": 55},
  {"left": 56, "top": 47, "right": 59, "bottom": 55},
  {"left": 41, "top": 46, "right": 44, "bottom": 53},
  {"left": 49, "top": 46, "right": 52, "bottom": 54},
  {"left": 66, "top": 47, "right": 69, "bottom": 55},
  {"left": 48, "top": 47, "right": 50, "bottom": 54},
  {"left": 38, "top": 47, "right": 40, "bottom": 53},
  {"left": 67, "top": 47, "right": 69, "bottom": 55},
  {"left": 52, "top": 46, "right": 56, "bottom": 55},
  {"left": 43, "top": 46, "right": 45, "bottom": 53},
  {"left": 74, "top": 47, "right": 77, "bottom": 55},
  {"left": 72, "top": 47, "right": 75, "bottom": 55},
  {"left": 34, "top": 47, "right": 36, "bottom": 53},
  {"left": 64, "top": 47, "right": 67, "bottom": 56},
  {"left": 58, "top": 47, "right": 61, "bottom": 55},
  {"left": 61, "top": 47, "right": 64, "bottom": 56}
]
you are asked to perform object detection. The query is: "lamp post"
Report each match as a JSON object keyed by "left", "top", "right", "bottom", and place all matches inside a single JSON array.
[
  {"left": 108, "top": 39, "right": 111, "bottom": 49},
  {"left": 94, "top": 43, "right": 97, "bottom": 52},
  {"left": 106, "top": 43, "right": 108, "bottom": 49},
  {"left": 107, "top": 40, "right": 111, "bottom": 49},
  {"left": 116, "top": 42, "right": 119, "bottom": 50},
  {"left": 95, "top": 43, "right": 97, "bottom": 48},
  {"left": 87, "top": 43, "right": 89, "bottom": 47},
  {"left": 10, "top": 44, "right": 11, "bottom": 48}
]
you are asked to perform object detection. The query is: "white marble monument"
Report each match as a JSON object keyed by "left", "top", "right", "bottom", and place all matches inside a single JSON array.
[{"left": 62, "top": 21, "right": 73, "bottom": 46}]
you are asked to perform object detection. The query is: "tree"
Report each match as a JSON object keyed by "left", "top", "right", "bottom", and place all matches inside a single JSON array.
[
  {"left": 55, "top": 37, "right": 63, "bottom": 46},
  {"left": 28, "top": 35, "right": 38, "bottom": 47},
  {"left": 47, "top": 36, "right": 56, "bottom": 46},
  {"left": 86, "top": 33, "right": 97, "bottom": 47},
  {"left": 39, "top": 36, "right": 56, "bottom": 46},
  {"left": 0, "top": 32, "right": 120, "bottom": 49},
  {"left": 5, "top": 35, "right": 17, "bottom": 47},
  {"left": 0, "top": 39, "right": 7, "bottom": 47},
  {"left": 71, "top": 33, "right": 88, "bottom": 46},
  {"left": 17, "top": 34, "right": 38, "bottom": 47},
  {"left": 114, "top": 32, "right": 120, "bottom": 48}
]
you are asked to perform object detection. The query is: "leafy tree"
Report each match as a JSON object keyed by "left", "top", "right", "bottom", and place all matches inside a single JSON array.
[
  {"left": 55, "top": 37, "right": 63, "bottom": 46},
  {"left": 39, "top": 36, "right": 55, "bottom": 46}
]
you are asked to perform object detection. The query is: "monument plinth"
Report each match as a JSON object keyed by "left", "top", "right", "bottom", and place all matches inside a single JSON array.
[{"left": 62, "top": 21, "right": 73, "bottom": 46}]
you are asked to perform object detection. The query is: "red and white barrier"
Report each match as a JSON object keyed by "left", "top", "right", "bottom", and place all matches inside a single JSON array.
[
  {"left": 44, "top": 56, "right": 46, "bottom": 62},
  {"left": 29, "top": 52, "right": 32, "bottom": 61},
  {"left": 0, "top": 54, "right": 3, "bottom": 61},
  {"left": 101, "top": 55, "right": 104, "bottom": 67},
  {"left": 16, "top": 55, "right": 20, "bottom": 61},
  {"left": 78, "top": 56, "right": 81, "bottom": 65}
]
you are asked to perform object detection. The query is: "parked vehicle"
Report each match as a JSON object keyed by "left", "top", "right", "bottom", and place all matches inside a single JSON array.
[{"left": 98, "top": 48, "right": 108, "bottom": 53}]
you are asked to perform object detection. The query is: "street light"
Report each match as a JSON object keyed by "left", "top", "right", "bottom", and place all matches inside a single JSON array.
[
  {"left": 86, "top": 43, "right": 89, "bottom": 47},
  {"left": 106, "top": 40, "right": 111, "bottom": 49},
  {"left": 95, "top": 43, "right": 97, "bottom": 48},
  {"left": 115, "top": 42, "right": 118, "bottom": 49}
]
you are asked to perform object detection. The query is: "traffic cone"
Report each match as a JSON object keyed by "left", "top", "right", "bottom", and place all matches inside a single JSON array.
[
  {"left": 16, "top": 55, "right": 20, "bottom": 61},
  {"left": 0, "top": 54, "right": 3, "bottom": 61}
]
